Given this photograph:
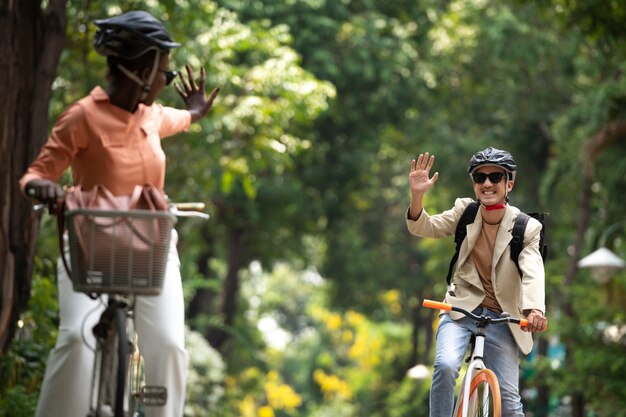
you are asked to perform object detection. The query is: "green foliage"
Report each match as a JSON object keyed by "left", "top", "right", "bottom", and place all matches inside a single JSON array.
[
  {"left": 549, "top": 267, "right": 626, "bottom": 413},
  {"left": 386, "top": 377, "right": 430, "bottom": 417},
  {"left": 21, "top": 0, "right": 626, "bottom": 415},
  {"left": 235, "top": 263, "right": 421, "bottom": 416},
  {"left": 159, "top": 2, "right": 337, "bottom": 281},
  {"left": 0, "top": 243, "right": 59, "bottom": 416},
  {"left": 0, "top": 385, "right": 39, "bottom": 417}
]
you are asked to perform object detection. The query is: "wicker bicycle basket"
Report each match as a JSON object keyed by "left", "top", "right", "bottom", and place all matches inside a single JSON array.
[{"left": 65, "top": 208, "right": 177, "bottom": 295}]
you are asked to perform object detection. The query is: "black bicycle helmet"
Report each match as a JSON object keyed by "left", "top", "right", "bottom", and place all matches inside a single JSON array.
[
  {"left": 94, "top": 11, "right": 180, "bottom": 59},
  {"left": 467, "top": 147, "right": 517, "bottom": 180}
]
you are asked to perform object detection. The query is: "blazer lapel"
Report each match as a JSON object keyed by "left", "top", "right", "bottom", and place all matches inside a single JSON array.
[
  {"left": 458, "top": 214, "right": 482, "bottom": 267},
  {"left": 492, "top": 207, "right": 515, "bottom": 271}
]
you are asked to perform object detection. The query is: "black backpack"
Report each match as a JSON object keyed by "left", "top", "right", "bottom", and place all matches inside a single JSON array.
[{"left": 445, "top": 201, "right": 547, "bottom": 285}]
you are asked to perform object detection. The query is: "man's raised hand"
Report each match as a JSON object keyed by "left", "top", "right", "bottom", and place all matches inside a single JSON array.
[{"left": 409, "top": 152, "right": 439, "bottom": 196}]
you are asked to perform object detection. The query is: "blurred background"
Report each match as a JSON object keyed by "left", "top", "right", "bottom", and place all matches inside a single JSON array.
[{"left": 1, "top": 0, "right": 625, "bottom": 416}]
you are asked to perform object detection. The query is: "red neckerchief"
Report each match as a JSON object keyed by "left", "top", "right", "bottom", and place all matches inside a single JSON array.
[{"left": 484, "top": 203, "right": 506, "bottom": 211}]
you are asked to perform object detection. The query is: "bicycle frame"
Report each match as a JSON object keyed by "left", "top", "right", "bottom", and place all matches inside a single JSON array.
[
  {"left": 453, "top": 321, "right": 489, "bottom": 417},
  {"left": 423, "top": 299, "right": 528, "bottom": 417},
  {"left": 33, "top": 198, "right": 208, "bottom": 417}
]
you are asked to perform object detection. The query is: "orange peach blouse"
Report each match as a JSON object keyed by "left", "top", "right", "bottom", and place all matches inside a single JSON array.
[{"left": 20, "top": 86, "right": 191, "bottom": 196}]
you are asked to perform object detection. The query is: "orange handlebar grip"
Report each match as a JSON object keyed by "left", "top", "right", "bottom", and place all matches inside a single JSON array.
[
  {"left": 423, "top": 300, "right": 452, "bottom": 311},
  {"left": 519, "top": 319, "right": 529, "bottom": 327}
]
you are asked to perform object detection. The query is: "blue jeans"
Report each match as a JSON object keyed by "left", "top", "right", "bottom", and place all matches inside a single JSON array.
[{"left": 430, "top": 308, "right": 524, "bottom": 417}]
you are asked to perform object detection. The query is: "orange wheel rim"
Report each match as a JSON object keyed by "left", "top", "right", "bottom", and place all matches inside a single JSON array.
[{"left": 455, "top": 369, "right": 501, "bottom": 417}]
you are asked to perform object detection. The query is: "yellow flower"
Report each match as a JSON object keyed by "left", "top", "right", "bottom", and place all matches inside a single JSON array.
[
  {"left": 348, "top": 331, "right": 382, "bottom": 369},
  {"left": 258, "top": 405, "right": 275, "bottom": 417},
  {"left": 265, "top": 378, "right": 302, "bottom": 410},
  {"left": 326, "top": 313, "right": 342, "bottom": 330},
  {"left": 381, "top": 289, "right": 400, "bottom": 304},
  {"left": 345, "top": 310, "right": 365, "bottom": 327},
  {"left": 342, "top": 329, "right": 353, "bottom": 342},
  {"left": 380, "top": 289, "right": 402, "bottom": 315},
  {"left": 313, "top": 369, "right": 352, "bottom": 400},
  {"left": 238, "top": 395, "right": 257, "bottom": 417}
]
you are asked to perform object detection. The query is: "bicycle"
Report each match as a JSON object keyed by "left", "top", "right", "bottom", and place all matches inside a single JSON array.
[
  {"left": 422, "top": 299, "right": 529, "bottom": 417},
  {"left": 58, "top": 201, "right": 208, "bottom": 417}
]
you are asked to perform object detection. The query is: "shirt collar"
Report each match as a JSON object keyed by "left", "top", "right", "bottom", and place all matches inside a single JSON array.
[{"left": 90, "top": 86, "right": 110, "bottom": 102}]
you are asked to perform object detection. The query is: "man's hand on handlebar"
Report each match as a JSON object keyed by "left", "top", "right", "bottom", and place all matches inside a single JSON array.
[{"left": 522, "top": 309, "right": 548, "bottom": 333}]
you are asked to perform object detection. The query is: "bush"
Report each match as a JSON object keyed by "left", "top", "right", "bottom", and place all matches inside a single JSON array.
[
  {"left": 185, "top": 326, "right": 226, "bottom": 416},
  {"left": 0, "top": 260, "right": 58, "bottom": 417}
]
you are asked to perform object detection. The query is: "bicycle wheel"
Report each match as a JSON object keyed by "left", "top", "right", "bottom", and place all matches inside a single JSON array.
[
  {"left": 95, "top": 306, "right": 129, "bottom": 417},
  {"left": 455, "top": 369, "right": 501, "bottom": 417}
]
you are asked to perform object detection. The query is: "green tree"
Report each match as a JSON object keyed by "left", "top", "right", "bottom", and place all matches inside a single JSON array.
[
  {"left": 156, "top": 3, "right": 336, "bottom": 350},
  {"left": 6, "top": 0, "right": 626, "bottom": 415}
]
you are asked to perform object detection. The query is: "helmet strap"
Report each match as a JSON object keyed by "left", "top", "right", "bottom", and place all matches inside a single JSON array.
[
  {"left": 143, "top": 49, "right": 161, "bottom": 100},
  {"left": 116, "top": 47, "right": 161, "bottom": 101}
]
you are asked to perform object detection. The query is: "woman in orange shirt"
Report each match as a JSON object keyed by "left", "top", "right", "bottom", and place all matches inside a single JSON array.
[{"left": 20, "top": 11, "right": 218, "bottom": 417}]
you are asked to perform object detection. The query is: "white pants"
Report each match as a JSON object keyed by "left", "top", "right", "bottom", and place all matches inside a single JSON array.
[{"left": 36, "top": 230, "right": 188, "bottom": 417}]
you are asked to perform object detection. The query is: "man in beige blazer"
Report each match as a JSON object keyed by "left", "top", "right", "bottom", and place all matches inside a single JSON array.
[{"left": 406, "top": 147, "right": 547, "bottom": 417}]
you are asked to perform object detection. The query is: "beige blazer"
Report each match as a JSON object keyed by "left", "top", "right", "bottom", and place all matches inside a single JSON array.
[{"left": 407, "top": 197, "right": 545, "bottom": 355}]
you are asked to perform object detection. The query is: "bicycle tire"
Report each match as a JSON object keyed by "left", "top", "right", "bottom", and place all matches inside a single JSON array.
[
  {"left": 96, "top": 306, "right": 129, "bottom": 417},
  {"left": 455, "top": 369, "right": 501, "bottom": 417}
]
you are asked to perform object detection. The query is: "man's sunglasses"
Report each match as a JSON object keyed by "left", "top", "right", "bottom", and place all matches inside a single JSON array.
[
  {"left": 158, "top": 69, "right": 178, "bottom": 86},
  {"left": 472, "top": 172, "right": 506, "bottom": 184}
]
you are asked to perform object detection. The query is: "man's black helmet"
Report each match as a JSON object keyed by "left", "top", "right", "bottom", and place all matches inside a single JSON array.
[
  {"left": 94, "top": 11, "right": 180, "bottom": 59},
  {"left": 467, "top": 147, "right": 517, "bottom": 180}
]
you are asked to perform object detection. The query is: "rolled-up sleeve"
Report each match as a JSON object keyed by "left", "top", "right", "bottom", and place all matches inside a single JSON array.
[{"left": 157, "top": 106, "right": 191, "bottom": 139}]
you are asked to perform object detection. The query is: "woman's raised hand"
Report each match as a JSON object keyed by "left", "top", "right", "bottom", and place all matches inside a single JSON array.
[{"left": 175, "top": 65, "right": 219, "bottom": 122}]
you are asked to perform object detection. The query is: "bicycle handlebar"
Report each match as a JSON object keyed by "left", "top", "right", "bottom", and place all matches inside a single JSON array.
[
  {"left": 423, "top": 299, "right": 528, "bottom": 327},
  {"left": 168, "top": 203, "right": 209, "bottom": 220},
  {"left": 32, "top": 201, "right": 209, "bottom": 220},
  {"left": 171, "top": 202, "right": 205, "bottom": 211}
]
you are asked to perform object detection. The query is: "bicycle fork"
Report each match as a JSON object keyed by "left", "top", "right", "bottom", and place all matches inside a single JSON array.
[{"left": 454, "top": 327, "right": 489, "bottom": 417}]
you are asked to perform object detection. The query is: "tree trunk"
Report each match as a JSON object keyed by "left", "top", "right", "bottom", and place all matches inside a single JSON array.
[
  {"left": 206, "top": 226, "right": 249, "bottom": 350},
  {"left": 187, "top": 225, "right": 218, "bottom": 320},
  {"left": 0, "top": 0, "right": 67, "bottom": 355}
]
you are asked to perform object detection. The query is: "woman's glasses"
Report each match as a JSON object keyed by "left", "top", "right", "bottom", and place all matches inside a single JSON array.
[
  {"left": 158, "top": 69, "right": 178, "bottom": 86},
  {"left": 472, "top": 172, "right": 506, "bottom": 184}
]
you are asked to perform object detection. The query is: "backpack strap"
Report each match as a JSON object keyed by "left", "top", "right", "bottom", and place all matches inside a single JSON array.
[
  {"left": 511, "top": 212, "right": 547, "bottom": 279},
  {"left": 510, "top": 212, "right": 531, "bottom": 278},
  {"left": 446, "top": 201, "right": 479, "bottom": 285}
]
